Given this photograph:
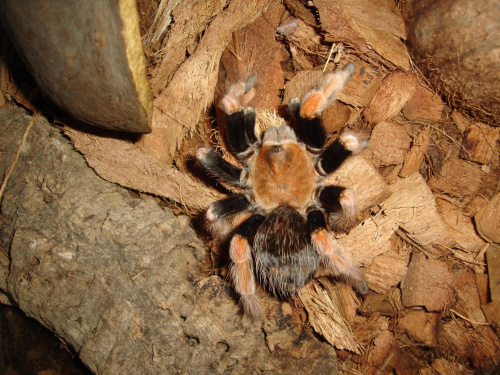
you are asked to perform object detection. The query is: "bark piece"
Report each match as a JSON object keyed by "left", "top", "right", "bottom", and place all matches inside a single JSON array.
[
  {"left": 440, "top": 320, "right": 500, "bottom": 374},
  {"left": 364, "top": 121, "right": 412, "bottom": 167},
  {"left": 454, "top": 270, "right": 488, "bottom": 327},
  {"left": 283, "top": 0, "right": 318, "bottom": 27},
  {"left": 64, "top": 127, "right": 221, "bottom": 209},
  {"left": 149, "top": 0, "right": 227, "bottom": 95},
  {"left": 486, "top": 244, "right": 500, "bottom": 302},
  {"left": 363, "top": 72, "right": 419, "bottom": 125},
  {"left": 399, "top": 310, "right": 439, "bottom": 347},
  {"left": 437, "top": 199, "right": 487, "bottom": 256},
  {"left": 401, "top": 253, "right": 457, "bottom": 311},
  {"left": 399, "top": 126, "right": 431, "bottom": 177},
  {"left": 364, "top": 251, "right": 408, "bottom": 294},
  {"left": 428, "top": 157, "right": 484, "bottom": 198},
  {"left": 384, "top": 173, "right": 455, "bottom": 255},
  {"left": 482, "top": 299, "right": 500, "bottom": 335},
  {"left": 475, "top": 192, "right": 500, "bottom": 243},
  {"left": 450, "top": 109, "right": 471, "bottom": 134},
  {"left": 299, "top": 281, "right": 361, "bottom": 353},
  {"left": 402, "top": 84, "right": 447, "bottom": 122},
  {"left": 359, "top": 291, "right": 400, "bottom": 317},
  {"left": 315, "top": 0, "right": 409, "bottom": 70},
  {"left": 460, "top": 122, "right": 499, "bottom": 164}
]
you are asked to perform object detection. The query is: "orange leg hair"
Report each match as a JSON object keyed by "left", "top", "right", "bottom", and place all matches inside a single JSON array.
[
  {"left": 311, "top": 228, "right": 368, "bottom": 294},
  {"left": 228, "top": 235, "right": 264, "bottom": 318}
]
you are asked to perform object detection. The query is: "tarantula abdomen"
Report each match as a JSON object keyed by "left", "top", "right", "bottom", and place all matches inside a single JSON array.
[{"left": 253, "top": 207, "right": 320, "bottom": 298}]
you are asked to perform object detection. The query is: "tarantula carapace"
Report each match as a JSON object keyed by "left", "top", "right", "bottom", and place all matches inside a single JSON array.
[{"left": 197, "top": 63, "right": 368, "bottom": 318}]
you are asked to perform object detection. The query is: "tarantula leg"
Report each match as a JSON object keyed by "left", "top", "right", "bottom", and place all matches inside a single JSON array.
[
  {"left": 299, "top": 62, "right": 355, "bottom": 120},
  {"left": 221, "top": 75, "right": 257, "bottom": 113},
  {"left": 318, "top": 186, "right": 358, "bottom": 232},
  {"left": 318, "top": 133, "right": 368, "bottom": 175},
  {"left": 228, "top": 214, "right": 266, "bottom": 318},
  {"left": 307, "top": 210, "right": 369, "bottom": 295},
  {"left": 196, "top": 147, "right": 244, "bottom": 187},
  {"left": 225, "top": 108, "right": 259, "bottom": 156},
  {"left": 205, "top": 194, "right": 251, "bottom": 238},
  {"left": 229, "top": 236, "right": 263, "bottom": 318},
  {"left": 288, "top": 98, "right": 325, "bottom": 150},
  {"left": 229, "top": 215, "right": 264, "bottom": 318},
  {"left": 220, "top": 77, "right": 259, "bottom": 156}
]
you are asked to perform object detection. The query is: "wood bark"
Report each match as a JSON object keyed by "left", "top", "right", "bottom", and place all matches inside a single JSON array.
[{"left": 0, "top": 107, "right": 338, "bottom": 374}]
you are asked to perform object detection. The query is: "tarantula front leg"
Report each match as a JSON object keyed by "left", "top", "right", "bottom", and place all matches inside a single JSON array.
[
  {"left": 196, "top": 147, "right": 244, "bottom": 187},
  {"left": 221, "top": 76, "right": 259, "bottom": 157},
  {"left": 307, "top": 210, "right": 368, "bottom": 295},
  {"left": 228, "top": 214, "right": 265, "bottom": 318},
  {"left": 318, "top": 133, "right": 368, "bottom": 175},
  {"left": 288, "top": 63, "right": 355, "bottom": 150}
]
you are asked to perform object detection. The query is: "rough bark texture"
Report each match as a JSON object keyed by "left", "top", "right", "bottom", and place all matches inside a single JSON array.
[
  {"left": 0, "top": 0, "right": 152, "bottom": 133},
  {"left": 0, "top": 107, "right": 338, "bottom": 374}
]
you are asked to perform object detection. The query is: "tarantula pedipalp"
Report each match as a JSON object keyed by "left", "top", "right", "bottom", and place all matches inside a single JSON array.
[{"left": 197, "top": 63, "right": 368, "bottom": 318}]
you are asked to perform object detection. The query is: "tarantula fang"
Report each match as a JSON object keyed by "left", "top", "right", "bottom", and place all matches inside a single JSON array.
[{"left": 197, "top": 63, "right": 368, "bottom": 318}]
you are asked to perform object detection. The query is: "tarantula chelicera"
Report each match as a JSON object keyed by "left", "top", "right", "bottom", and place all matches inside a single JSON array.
[{"left": 197, "top": 63, "right": 368, "bottom": 318}]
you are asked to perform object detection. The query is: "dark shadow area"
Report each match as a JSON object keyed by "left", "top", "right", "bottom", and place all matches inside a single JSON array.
[{"left": 0, "top": 304, "right": 92, "bottom": 375}]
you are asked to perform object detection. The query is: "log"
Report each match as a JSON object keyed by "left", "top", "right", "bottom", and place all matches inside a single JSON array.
[
  {"left": 402, "top": 0, "right": 500, "bottom": 126},
  {"left": 0, "top": 107, "right": 340, "bottom": 374},
  {"left": 0, "top": 0, "right": 152, "bottom": 133}
]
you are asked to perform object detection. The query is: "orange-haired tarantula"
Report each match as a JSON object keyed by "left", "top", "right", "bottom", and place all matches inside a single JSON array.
[{"left": 197, "top": 63, "right": 368, "bottom": 318}]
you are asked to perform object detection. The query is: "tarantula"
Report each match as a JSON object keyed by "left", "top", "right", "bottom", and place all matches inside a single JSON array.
[{"left": 197, "top": 63, "right": 368, "bottom": 318}]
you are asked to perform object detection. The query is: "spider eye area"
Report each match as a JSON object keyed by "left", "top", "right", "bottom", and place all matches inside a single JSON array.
[{"left": 271, "top": 145, "right": 283, "bottom": 153}]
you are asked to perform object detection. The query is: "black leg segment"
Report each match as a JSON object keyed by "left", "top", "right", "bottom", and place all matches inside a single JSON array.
[
  {"left": 209, "top": 194, "right": 251, "bottom": 221},
  {"left": 225, "top": 108, "right": 258, "bottom": 156},
  {"left": 198, "top": 148, "right": 243, "bottom": 187},
  {"left": 318, "top": 138, "right": 353, "bottom": 174},
  {"left": 288, "top": 98, "right": 325, "bottom": 150}
]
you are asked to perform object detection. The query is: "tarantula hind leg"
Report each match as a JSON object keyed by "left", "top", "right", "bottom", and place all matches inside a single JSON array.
[
  {"left": 307, "top": 210, "right": 369, "bottom": 295},
  {"left": 204, "top": 194, "right": 251, "bottom": 239},
  {"left": 319, "top": 186, "right": 358, "bottom": 232},
  {"left": 228, "top": 214, "right": 265, "bottom": 318}
]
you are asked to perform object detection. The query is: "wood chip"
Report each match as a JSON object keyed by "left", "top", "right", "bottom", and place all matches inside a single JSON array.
[
  {"left": 460, "top": 122, "right": 499, "bottom": 164},
  {"left": 364, "top": 121, "right": 412, "bottom": 167},
  {"left": 364, "top": 251, "right": 408, "bottom": 294},
  {"left": 299, "top": 280, "right": 362, "bottom": 353},
  {"left": 399, "top": 310, "right": 439, "bottom": 347},
  {"left": 399, "top": 126, "right": 431, "bottom": 177},
  {"left": 314, "top": 0, "right": 409, "bottom": 70},
  {"left": 363, "top": 72, "right": 419, "bottom": 125},
  {"left": 384, "top": 173, "right": 456, "bottom": 254},
  {"left": 437, "top": 198, "right": 487, "bottom": 256},
  {"left": 402, "top": 84, "right": 447, "bottom": 122},
  {"left": 428, "top": 157, "right": 484, "bottom": 198},
  {"left": 65, "top": 127, "right": 221, "bottom": 209},
  {"left": 486, "top": 244, "right": 500, "bottom": 302},
  {"left": 401, "top": 253, "right": 457, "bottom": 311}
]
